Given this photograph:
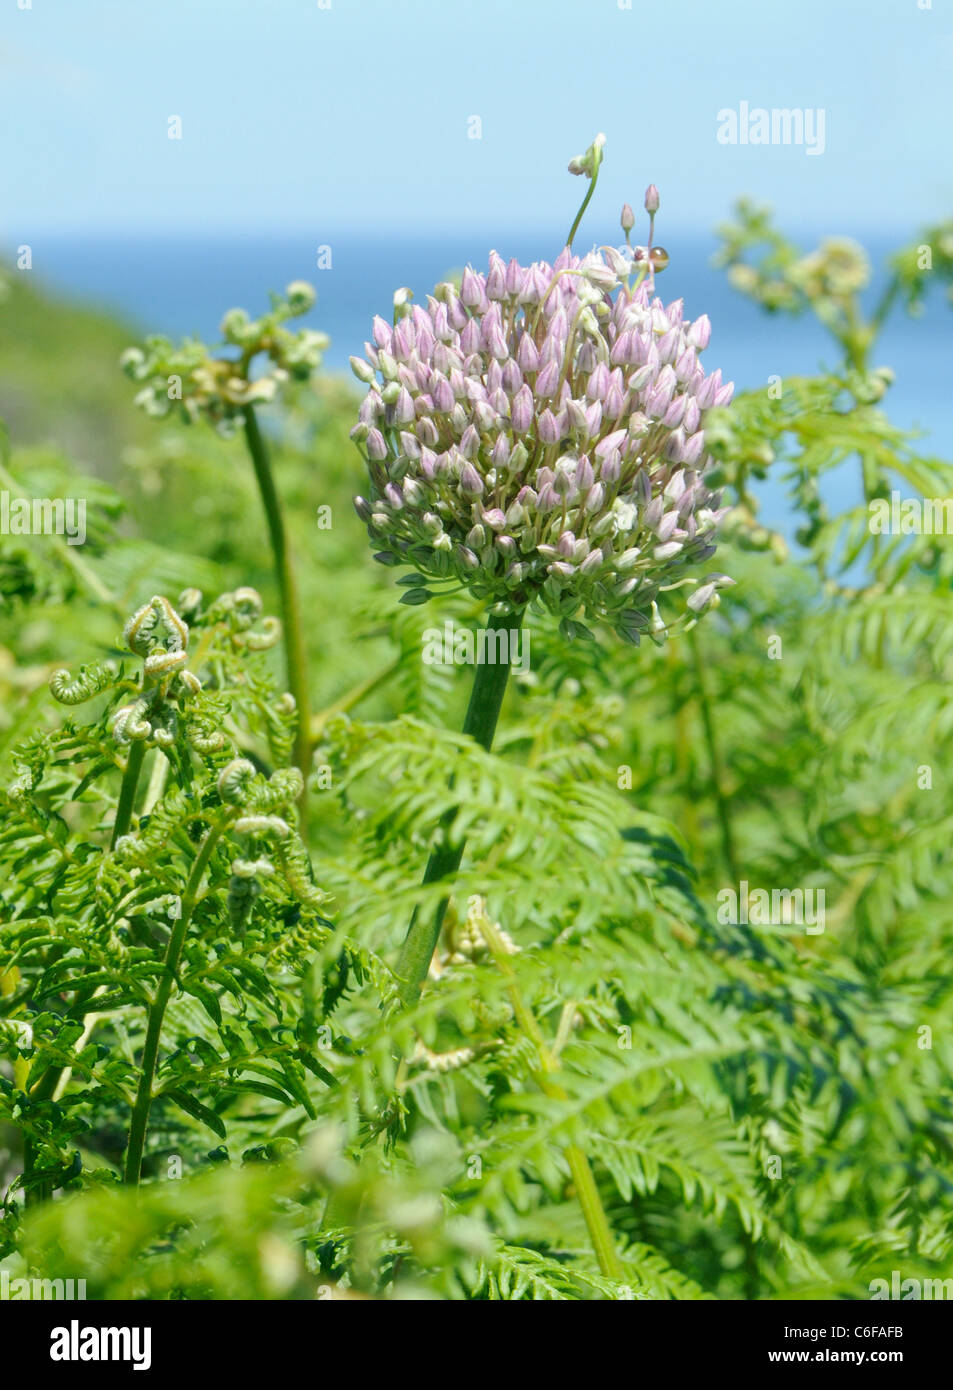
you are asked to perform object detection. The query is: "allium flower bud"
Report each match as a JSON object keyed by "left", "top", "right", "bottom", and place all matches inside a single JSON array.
[
  {"left": 486, "top": 253, "right": 507, "bottom": 301},
  {"left": 366, "top": 428, "right": 387, "bottom": 461},
  {"left": 689, "top": 314, "right": 711, "bottom": 350},
  {"left": 460, "top": 462, "right": 484, "bottom": 496},
  {"left": 568, "top": 133, "right": 606, "bottom": 179},
  {"left": 351, "top": 243, "right": 733, "bottom": 643},
  {"left": 350, "top": 355, "right": 377, "bottom": 385},
  {"left": 644, "top": 184, "right": 660, "bottom": 214},
  {"left": 535, "top": 360, "right": 561, "bottom": 399},
  {"left": 511, "top": 384, "right": 534, "bottom": 433},
  {"left": 620, "top": 204, "right": 635, "bottom": 234}
]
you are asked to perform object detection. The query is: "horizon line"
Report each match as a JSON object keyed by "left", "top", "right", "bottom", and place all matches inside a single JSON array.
[{"left": 0, "top": 218, "right": 922, "bottom": 244}]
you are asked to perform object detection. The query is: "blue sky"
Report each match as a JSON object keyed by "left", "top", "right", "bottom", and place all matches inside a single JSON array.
[{"left": 2, "top": 0, "right": 951, "bottom": 241}]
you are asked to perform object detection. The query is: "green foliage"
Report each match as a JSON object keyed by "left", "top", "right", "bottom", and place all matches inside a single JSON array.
[
  {"left": 1, "top": 206, "right": 952, "bottom": 1299},
  {"left": 120, "top": 281, "right": 328, "bottom": 431}
]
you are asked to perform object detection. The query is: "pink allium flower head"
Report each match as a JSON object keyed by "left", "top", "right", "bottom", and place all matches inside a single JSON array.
[{"left": 351, "top": 245, "right": 734, "bottom": 641}]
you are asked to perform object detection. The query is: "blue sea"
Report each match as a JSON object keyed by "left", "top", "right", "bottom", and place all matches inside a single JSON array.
[{"left": 31, "top": 233, "right": 952, "bottom": 536}]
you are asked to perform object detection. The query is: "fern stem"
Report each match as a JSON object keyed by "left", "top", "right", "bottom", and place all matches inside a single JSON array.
[
  {"left": 141, "top": 748, "right": 170, "bottom": 817},
  {"left": 480, "top": 912, "right": 624, "bottom": 1282},
  {"left": 241, "top": 405, "right": 311, "bottom": 788},
  {"left": 564, "top": 1144, "right": 624, "bottom": 1283},
  {"left": 111, "top": 740, "right": 147, "bottom": 849},
  {"left": 123, "top": 828, "right": 222, "bottom": 1185},
  {"left": 394, "top": 611, "right": 520, "bottom": 1007}
]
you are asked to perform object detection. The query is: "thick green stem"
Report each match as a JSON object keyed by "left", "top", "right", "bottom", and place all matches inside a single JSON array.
[
  {"left": 111, "top": 740, "right": 146, "bottom": 850},
  {"left": 392, "top": 608, "right": 622, "bottom": 1279},
  {"left": 124, "top": 828, "right": 221, "bottom": 1185},
  {"left": 394, "top": 611, "right": 521, "bottom": 1007},
  {"left": 241, "top": 405, "right": 311, "bottom": 785}
]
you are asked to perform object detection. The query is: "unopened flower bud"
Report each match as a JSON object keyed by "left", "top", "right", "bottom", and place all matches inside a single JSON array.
[
  {"left": 350, "top": 355, "right": 377, "bottom": 385},
  {"left": 460, "top": 463, "right": 484, "bottom": 497}
]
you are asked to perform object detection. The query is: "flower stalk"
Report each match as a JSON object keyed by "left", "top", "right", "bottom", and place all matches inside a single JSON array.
[
  {"left": 394, "top": 610, "right": 521, "bottom": 1006},
  {"left": 241, "top": 404, "right": 311, "bottom": 784},
  {"left": 566, "top": 134, "right": 605, "bottom": 250}
]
